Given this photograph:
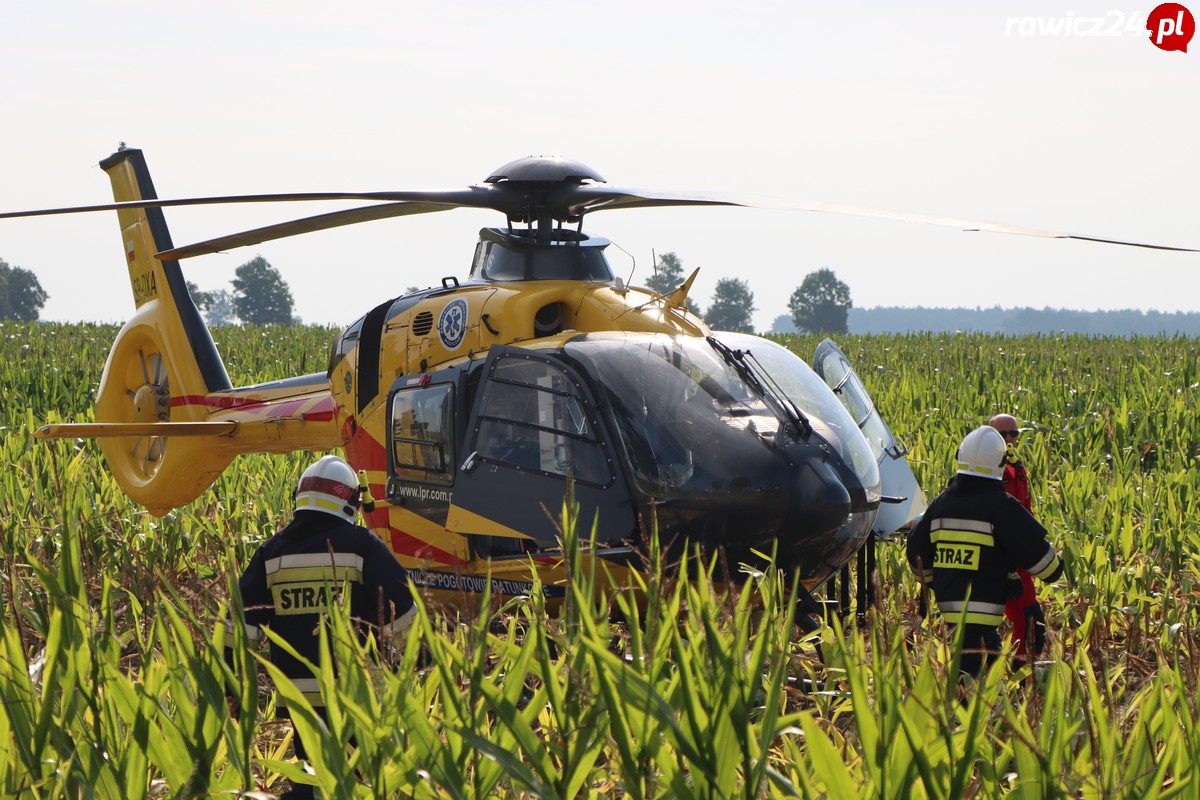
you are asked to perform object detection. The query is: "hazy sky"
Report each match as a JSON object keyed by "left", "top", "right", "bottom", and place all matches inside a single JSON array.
[{"left": 3, "top": 1, "right": 1197, "bottom": 332}]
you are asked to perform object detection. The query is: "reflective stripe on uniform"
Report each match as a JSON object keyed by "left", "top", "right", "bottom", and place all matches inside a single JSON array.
[
  {"left": 930, "top": 529, "right": 994, "bottom": 547},
  {"left": 266, "top": 566, "right": 364, "bottom": 586},
  {"left": 950, "top": 612, "right": 1006, "bottom": 626},
  {"left": 265, "top": 553, "right": 365, "bottom": 587},
  {"left": 937, "top": 599, "right": 1005, "bottom": 627},
  {"left": 265, "top": 552, "right": 364, "bottom": 576},
  {"left": 296, "top": 496, "right": 343, "bottom": 513},
  {"left": 1029, "top": 547, "right": 1061, "bottom": 580},
  {"left": 280, "top": 677, "right": 324, "bottom": 709},
  {"left": 930, "top": 517, "right": 995, "bottom": 545},
  {"left": 265, "top": 554, "right": 367, "bottom": 616},
  {"left": 223, "top": 619, "right": 262, "bottom": 649},
  {"left": 930, "top": 517, "right": 993, "bottom": 534},
  {"left": 929, "top": 518, "right": 993, "bottom": 571}
]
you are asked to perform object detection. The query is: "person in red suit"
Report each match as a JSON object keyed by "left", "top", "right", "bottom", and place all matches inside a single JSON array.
[{"left": 989, "top": 414, "right": 1044, "bottom": 665}]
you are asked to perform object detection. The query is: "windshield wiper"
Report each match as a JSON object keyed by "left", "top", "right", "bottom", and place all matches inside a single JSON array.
[{"left": 706, "top": 336, "right": 812, "bottom": 439}]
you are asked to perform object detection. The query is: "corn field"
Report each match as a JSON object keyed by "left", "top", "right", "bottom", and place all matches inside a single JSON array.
[{"left": 2, "top": 321, "right": 1200, "bottom": 798}]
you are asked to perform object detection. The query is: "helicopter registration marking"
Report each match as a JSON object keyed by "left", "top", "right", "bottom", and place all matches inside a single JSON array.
[
  {"left": 131, "top": 268, "right": 158, "bottom": 305},
  {"left": 438, "top": 298, "right": 468, "bottom": 350}
]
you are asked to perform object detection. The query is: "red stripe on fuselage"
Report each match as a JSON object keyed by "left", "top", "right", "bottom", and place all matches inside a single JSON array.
[
  {"left": 343, "top": 419, "right": 388, "bottom": 474},
  {"left": 170, "top": 393, "right": 337, "bottom": 421},
  {"left": 345, "top": 425, "right": 462, "bottom": 565},
  {"left": 390, "top": 527, "right": 466, "bottom": 567}
]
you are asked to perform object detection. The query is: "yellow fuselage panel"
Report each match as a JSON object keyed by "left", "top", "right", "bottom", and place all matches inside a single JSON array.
[
  {"left": 475, "top": 281, "right": 708, "bottom": 343},
  {"left": 309, "top": 280, "right": 711, "bottom": 567},
  {"left": 408, "top": 555, "right": 644, "bottom": 615},
  {"left": 381, "top": 503, "right": 471, "bottom": 568},
  {"left": 399, "top": 287, "right": 494, "bottom": 377},
  {"left": 339, "top": 282, "right": 708, "bottom": 415}
]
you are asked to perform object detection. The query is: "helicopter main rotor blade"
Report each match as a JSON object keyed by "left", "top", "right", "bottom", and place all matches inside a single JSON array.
[
  {"left": 776, "top": 201, "right": 1199, "bottom": 252},
  {"left": 0, "top": 192, "right": 455, "bottom": 220},
  {"left": 5, "top": 165, "right": 1193, "bottom": 254},
  {"left": 560, "top": 186, "right": 1199, "bottom": 252},
  {"left": 156, "top": 201, "right": 460, "bottom": 260}
]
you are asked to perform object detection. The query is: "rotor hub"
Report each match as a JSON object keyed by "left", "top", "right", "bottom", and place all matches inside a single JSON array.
[
  {"left": 132, "top": 384, "right": 161, "bottom": 423},
  {"left": 484, "top": 156, "right": 605, "bottom": 185}
]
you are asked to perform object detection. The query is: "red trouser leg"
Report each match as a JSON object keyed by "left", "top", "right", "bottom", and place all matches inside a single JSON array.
[{"left": 1005, "top": 570, "right": 1039, "bottom": 658}]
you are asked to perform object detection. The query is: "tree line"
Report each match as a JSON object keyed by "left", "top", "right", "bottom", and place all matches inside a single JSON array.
[
  {"left": 0, "top": 250, "right": 850, "bottom": 335},
  {"left": 0, "top": 254, "right": 298, "bottom": 325},
  {"left": 20, "top": 247, "right": 1197, "bottom": 337},
  {"left": 644, "top": 253, "right": 851, "bottom": 335},
  {"left": 188, "top": 255, "right": 297, "bottom": 326},
  {"left": 0, "top": 258, "right": 48, "bottom": 321},
  {"left": 832, "top": 305, "right": 1200, "bottom": 336},
  {"left": 193, "top": 250, "right": 848, "bottom": 333}
]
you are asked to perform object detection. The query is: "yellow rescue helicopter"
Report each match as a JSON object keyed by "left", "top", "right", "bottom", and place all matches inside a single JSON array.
[{"left": 3, "top": 147, "right": 1190, "bottom": 609}]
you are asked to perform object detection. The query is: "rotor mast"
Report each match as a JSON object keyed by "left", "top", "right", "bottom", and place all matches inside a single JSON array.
[{"left": 484, "top": 156, "right": 606, "bottom": 244}]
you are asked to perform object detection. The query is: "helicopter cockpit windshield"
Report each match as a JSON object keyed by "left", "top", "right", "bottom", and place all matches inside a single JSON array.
[
  {"left": 470, "top": 228, "right": 617, "bottom": 283},
  {"left": 562, "top": 332, "right": 881, "bottom": 579},
  {"left": 565, "top": 333, "right": 879, "bottom": 500},
  {"left": 713, "top": 332, "right": 881, "bottom": 501},
  {"left": 567, "top": 334, "right": 780, "bottom": 492}
]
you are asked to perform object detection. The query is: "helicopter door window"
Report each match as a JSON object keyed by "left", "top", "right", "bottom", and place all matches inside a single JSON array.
[
  {"left": 389, "top": 384, "right": 455, "bottom": 485},
  {"left": 472, "top": 356, "right": 610, "bottom": 486},
  {"left": 815, "top": 351, "right": 890, "bottom": 459}
]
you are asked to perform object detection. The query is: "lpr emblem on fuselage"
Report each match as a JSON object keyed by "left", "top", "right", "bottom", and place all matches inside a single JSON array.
[{"left": 438, "top": 298, "right": 468, "bottom": 350}]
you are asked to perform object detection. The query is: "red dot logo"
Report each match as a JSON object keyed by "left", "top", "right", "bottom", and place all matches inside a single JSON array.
[{"left": 1147, "top": 3, "right": 1195, "bottom": 51}]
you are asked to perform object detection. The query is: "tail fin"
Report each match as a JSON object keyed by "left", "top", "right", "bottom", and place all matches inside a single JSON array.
[
  {"left": 93, "top": 148, "right": 236, "bottom": 513},
  {"left": 100, "top": 147, "right": 231, "bottom": 394}
]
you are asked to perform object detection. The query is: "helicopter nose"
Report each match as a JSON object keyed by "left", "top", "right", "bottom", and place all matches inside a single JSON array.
[
  {"left": 792, "top": 458, "right": 853, "bottom": 537},
  {"left": 769, "top": 456, "right": 857, "bottom": 580}
]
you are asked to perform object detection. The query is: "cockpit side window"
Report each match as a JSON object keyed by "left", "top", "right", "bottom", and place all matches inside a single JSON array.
[
  {"left": 327, "top": 318, "right": 363, "bottom": 375},
  {"left": 471, "top": 355, "right": 611, "bottom": 486},
  {"left": 390, "top": 384, "right": 455, "bottom": 485}
]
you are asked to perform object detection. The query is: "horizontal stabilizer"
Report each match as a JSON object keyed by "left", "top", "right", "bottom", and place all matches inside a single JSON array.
[{"left": 35, "top": 421, "right": 239, "bottom": 439}]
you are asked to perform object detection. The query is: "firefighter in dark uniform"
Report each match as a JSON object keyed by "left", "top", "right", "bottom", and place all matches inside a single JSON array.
[
  {"left": 989, "top": 413, "right": 1045, "bottom": 665},
  {"left": 225, "top": 455, "right": 415, "bottom": 799},
  {"left": 907, "top": 426, "right": 1063, "bottom": 676}
]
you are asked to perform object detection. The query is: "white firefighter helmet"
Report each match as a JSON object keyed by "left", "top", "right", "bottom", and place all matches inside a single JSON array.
[
  {"left": 955, "top": 426, "right": 1007, "bottom": 480},
  {"left": 294, "top": 455, "right": 361, "bottom": 521}
]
